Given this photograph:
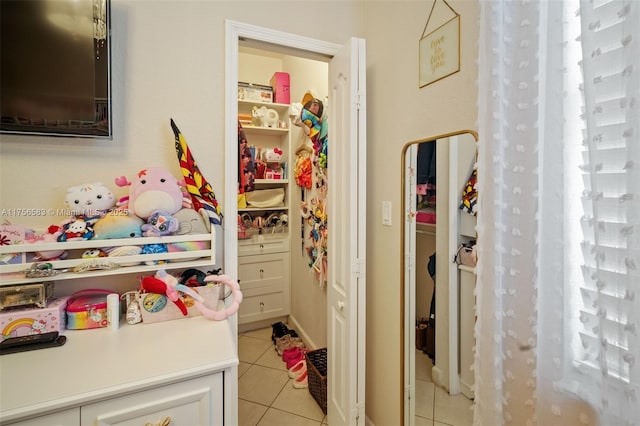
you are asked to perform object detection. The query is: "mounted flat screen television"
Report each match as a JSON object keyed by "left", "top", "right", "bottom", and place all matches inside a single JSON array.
[{"left": 0, "top": 0, "right": 112, "bottom": 139}]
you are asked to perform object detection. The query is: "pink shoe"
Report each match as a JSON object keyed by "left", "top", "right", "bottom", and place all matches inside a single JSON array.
[
  {"left": 282, "top": 346, "right": 302, "bottom": 363},
  {"left": 292, "top": 369, "right": 308, "bottom": 389},
  {"left": 288, "top": 359, "right": 307, "bottom": 378},
  {"left": 284, "top": 348, "right": 307, "bottom": 369}
]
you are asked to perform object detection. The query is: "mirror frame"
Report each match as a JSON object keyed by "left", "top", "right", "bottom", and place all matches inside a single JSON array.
[{"left": 400, "top": 129, "right": 478, "bottom": 425}]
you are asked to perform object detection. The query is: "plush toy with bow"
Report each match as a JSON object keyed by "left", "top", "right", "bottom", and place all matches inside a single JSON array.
[{"left": 57, "top": 217, "right": 94, "bottom": 242}]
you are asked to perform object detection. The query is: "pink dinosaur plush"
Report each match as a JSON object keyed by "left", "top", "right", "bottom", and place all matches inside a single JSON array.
[{"left": 115, "top": 167, "right": 184, "bottom": 219}]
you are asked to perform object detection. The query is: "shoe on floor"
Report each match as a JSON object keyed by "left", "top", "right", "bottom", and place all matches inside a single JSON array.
[
  {"left": 275, "top": 334, "right": 294, "bottom": 355},
  {"left": 271, "top": 322, "right": 289, "bottom": 343},
  {"left": 288, "top": 359, "right": 307, "bottom": 379},
  {"left": 284, "top": 347, "right": 307, "bottom": 369},
  {"left": 292, "top": 369, "right": 308, "bottom": 389}
]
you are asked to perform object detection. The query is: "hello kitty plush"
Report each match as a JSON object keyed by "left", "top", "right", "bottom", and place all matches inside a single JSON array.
[
  {"left": 65, "top": 182, "right": 115, "bottom": 224},
  {"left": 57, "top": 217, "right": 94, "bottom": 242}
]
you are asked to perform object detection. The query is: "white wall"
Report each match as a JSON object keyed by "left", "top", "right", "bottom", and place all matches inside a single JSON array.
[
  {"left": 0, "top": 1, "right": 361, "bottom": 229},
  {"left": 362, "top": 1, "right": 479, "bottom": 424}
]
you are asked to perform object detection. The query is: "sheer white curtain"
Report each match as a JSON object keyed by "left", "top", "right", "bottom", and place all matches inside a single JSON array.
[{"left": 474, "top": 1, "right": 639, "bottom": 425}]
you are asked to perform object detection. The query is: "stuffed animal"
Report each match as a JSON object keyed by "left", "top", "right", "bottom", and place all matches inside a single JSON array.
[
  {"left": 141, "top": 243, "right": 168, "bottom": 265},
  {"left": 57, "top": 218, "right": 94, "bottom": 242},
  {"left": 168, "top": 208, "right": 210, "bottom": 261},
  {"left": 26, "top": 226, "right": 67, "bottom": 260},
  {"left": 141, "top": 211, "right": 179, "bottom": 237},
  {"left": 82, "top": 249, "right": 108, "bottom": 259},
  {"left": 115, "top": 167, "right": 184, "bottom": 220},
  {"left": 65, "top": 182, "right": 115, "bottom": 224},
  {"left": 252, "top": 106, "right": 279, "bottom": 128},
  {"left": 93, "top": 211, "right": 144, "bottom": 240},
  {"left": 263, "top": 147, "right": 283, "bottom": 162}
]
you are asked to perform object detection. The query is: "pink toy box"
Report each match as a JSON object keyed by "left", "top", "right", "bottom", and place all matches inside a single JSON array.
[
  {"left": 270, "top": 72, "right": 290, "bottom": 104},
  {"left": 0, "top": 297, "right": 68, "bottom": 341}
]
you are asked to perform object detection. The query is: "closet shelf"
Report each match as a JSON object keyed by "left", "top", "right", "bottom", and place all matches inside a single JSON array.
[
  {"left": 241, "top": 125, "right": 288, "bottom": 136},
  {"left": 255, "top": 178, "right": 289, "bottom": 184},
  {"left": 238, "top": 206, "right": 288, "bottom": 212}
]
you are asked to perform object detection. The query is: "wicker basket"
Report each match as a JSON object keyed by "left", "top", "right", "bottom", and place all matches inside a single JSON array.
[{"left": 306, "top": 348, "right": 327, "bottom": 414}]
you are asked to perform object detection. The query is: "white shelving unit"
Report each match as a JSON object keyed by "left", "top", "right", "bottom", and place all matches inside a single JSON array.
[
  {"left": 237, "top": 98, "right": 291, "bottom": 326},
  {"left": 0, "top": 231, "right": 216, "bottom": 286}
]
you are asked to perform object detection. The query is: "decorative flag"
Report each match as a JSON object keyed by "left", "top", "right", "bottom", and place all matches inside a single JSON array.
[{"left": 171, "top": 118, "right": 223, "bottom": 225}]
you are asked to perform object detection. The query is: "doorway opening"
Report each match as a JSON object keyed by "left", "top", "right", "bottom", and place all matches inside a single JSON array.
[{"left": 224, "top": 21, "right": 367, "bottom": 425}]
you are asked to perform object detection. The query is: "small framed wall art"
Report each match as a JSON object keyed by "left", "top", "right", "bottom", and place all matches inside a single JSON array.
[{"left": 419, "top": 0, "right": 460, "bottom": 87}]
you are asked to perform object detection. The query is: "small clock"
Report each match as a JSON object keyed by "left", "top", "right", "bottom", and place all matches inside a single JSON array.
[{"left": 0, "top": 282, "right": 54, "bottom": 310}]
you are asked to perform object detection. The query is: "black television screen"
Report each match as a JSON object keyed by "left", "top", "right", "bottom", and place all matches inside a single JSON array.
[{"left": 0, "top": 0, "right": 112, "bottom": 138}]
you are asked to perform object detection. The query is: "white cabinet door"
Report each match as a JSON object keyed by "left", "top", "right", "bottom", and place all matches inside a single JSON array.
[
  {"left": 327, "top": 37, "right": 367, "bottom": 426},
  {"left": 80, "top": 374, "right": 223, "bottom": 426},
  {"left": 5, "top": 408, "right": 79, "bottom": 426}
]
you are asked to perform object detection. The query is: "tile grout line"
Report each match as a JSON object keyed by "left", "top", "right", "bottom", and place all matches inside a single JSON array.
[{"left": 240, "top": 327, "right": 326, "bottom": 425}]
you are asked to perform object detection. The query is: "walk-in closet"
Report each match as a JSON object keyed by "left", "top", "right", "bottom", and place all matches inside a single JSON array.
[{"left": 236, "top": 43, "right": 330, "bottom": 351}]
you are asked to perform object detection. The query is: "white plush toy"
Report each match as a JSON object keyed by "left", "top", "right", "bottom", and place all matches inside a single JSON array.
[
  {"left": 262, "top": 147, "right": 283, "bottom": 162},
  {"left": 252, "top": 106, "right": 279, "bottom": 128},
  {"left": 65, "top": 182, "right": 115, "bottom": 220}
]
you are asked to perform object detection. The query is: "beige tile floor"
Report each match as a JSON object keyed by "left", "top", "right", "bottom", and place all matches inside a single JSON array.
[
  {"left": 237, "top": 325, "right": 473, "bottom": 426},
  {"left": 238, "top": 326, "right": 327, "bottom": 426},
  {"left": 415, "top": 349, "right": 474, "bottom": 426}
]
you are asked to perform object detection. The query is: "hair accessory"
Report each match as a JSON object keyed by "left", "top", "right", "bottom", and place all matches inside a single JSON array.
[
  {"left": 73, "top": 259, "right": 119, "bottom": 273},
  {"left": 24, "top": 263, "right": 68, "bottom": 278}
]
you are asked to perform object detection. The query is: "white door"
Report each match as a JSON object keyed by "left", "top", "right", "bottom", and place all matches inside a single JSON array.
[
  {"left": 327, "top": 37, "right": 367, "bottom": 426},
  {"left": 224, "top": 22, "right": 367, "bottom": 425}
]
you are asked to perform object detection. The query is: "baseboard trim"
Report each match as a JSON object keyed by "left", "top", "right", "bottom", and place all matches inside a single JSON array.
[
  {"left": 237, "top": 316, "right": 287, "bottom": 334},
  {"left": 432, "top": 365, "right": 446, "bottom": 390},
  {"left": 287, "top": 314, "right": 320, "bottom": 350}
]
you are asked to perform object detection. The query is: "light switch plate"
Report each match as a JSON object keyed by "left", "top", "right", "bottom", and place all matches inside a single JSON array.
[{"left": 382, "top": 201, "right": 392, "bottom": 226}]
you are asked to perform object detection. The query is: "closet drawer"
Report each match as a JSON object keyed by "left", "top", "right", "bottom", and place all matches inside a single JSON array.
[
  {"left": 238, "top": 236, "right": 289, "bottom": 256},
  {"left": 238, "top": 253, "right": 289, "bottom": 297},
  {"left": 238, "top": 291, "right": 287, "bottom": 324}
]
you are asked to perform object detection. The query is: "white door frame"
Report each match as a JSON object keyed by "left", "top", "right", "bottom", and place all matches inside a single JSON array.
[
  {"left": 224, "top": 21, "right": 341, "bottom": 299},
  {"left": 224, "top": 20, "right": 364, "bottom": 424}
]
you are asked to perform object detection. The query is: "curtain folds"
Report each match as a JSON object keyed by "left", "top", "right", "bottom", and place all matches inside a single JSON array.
[{"left": 475, "top": 1, "right": 639, "bottom": 425}]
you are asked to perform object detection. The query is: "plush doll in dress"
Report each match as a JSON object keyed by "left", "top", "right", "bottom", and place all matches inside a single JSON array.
[{"left": 115, "top": 167, "right": 185, "bottom": 220}]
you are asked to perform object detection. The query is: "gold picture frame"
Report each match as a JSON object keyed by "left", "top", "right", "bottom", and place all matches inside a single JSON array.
[{"left": 419, "top": 3, "right": 460, "bottom": 87}]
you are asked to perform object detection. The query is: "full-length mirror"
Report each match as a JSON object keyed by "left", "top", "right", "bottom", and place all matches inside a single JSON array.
[{"left": 401, "top": 130, "right": 478, "bottom": 425}]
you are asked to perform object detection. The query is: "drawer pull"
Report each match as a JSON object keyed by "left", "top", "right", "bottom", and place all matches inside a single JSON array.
[
  {"left": 145, "top": 417, "right": 171, "bottom": 426},
  {"left": 260, "top": 301, "right": 265, "bottom": 311},
  {"left": 259, "top": 268, "right": 264, "bottom": 278},
  {"left": 259, "top": 244, "right": 264, "bottom": 250}
]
